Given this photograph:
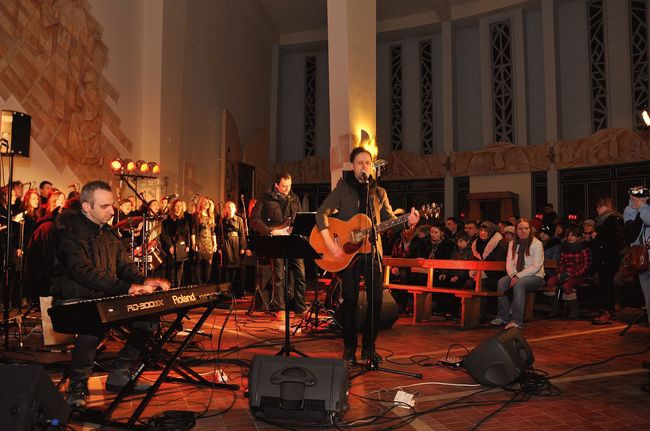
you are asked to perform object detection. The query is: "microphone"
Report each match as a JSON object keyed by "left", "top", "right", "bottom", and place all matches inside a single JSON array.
[
  {"left": 372, "top": 159, "right": 388, "bottom": 169},
  {"left": 360, "top": 170, "right": 369, "bottom": 182}
]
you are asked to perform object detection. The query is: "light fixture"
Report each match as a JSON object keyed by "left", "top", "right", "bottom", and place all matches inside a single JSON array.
[
  {"left": 136, "top": 160, "right": 149, "bottom": 173},
  {"left": 149, "top": 162, "right": 160, "bottom": 175},
  {"left": 110, "top": 158, "right": 123, "bottom": 172},
  {"left": 125, "top": 159, "right": 136, "bottom": 172},
  {"left": 642, "top": 110, "right": 650, "bottom": 127},
  {"left": 108, "top": 158, "right": 160, "bottom": 177}
]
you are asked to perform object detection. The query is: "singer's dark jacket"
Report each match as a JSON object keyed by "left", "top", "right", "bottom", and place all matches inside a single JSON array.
[
  {"left": 315, "top": 171, "right": 395, "bottom": 258},
  {"left": 51, "top": 209, "right": 145, "bottom": 299},
  {"left": 250, "top": 187, "right": 301, "bottom": 235}
]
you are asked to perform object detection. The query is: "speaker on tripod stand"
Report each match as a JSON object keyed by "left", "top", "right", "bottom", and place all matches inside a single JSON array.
[{"left": 1, "top": 111, "right": 31, "bottom": 157}]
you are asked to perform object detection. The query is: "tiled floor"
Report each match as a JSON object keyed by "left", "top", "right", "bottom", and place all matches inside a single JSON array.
[{"left": 4, "top": 298, "right": 650, "bottom": 431}]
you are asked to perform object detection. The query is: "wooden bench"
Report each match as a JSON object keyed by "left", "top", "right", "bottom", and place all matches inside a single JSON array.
[
  {"left": 383, "top": 258, "right": 506, "bottom": 328},
  {"left": 383, "top": 257, "right": 557, "bottom": 328}
]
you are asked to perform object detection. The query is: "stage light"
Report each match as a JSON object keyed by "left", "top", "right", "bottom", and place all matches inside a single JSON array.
[
  {"left": 110, "top": 158, "right": 123, "bottom": 172},
  {"left": 149, "top": 162, "right": 160, "bottom": 175},
  {"left": 136, "top": 160, "right": 149, "bottom": 173},
  {"left": 125, "top": 159, "right": 136, "bottom": 172},
  {"left": 642, "top": 110, "right": 650, "bottom": 127}
]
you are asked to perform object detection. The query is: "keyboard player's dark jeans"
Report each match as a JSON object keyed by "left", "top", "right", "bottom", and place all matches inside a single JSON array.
[{"left": 56, "top": 298, "right": 156, "bottom": 386}]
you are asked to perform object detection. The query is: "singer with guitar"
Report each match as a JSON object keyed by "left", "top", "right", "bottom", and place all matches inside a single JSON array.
[{"left": 314, "top": 147, "right": 419, "bottom": 364}]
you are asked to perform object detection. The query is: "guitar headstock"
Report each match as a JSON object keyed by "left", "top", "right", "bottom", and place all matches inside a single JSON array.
[{"left": 420, "top": 203, "right": 442, "bottom": 221}]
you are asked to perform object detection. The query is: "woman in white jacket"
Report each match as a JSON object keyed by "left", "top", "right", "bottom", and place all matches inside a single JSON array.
[{"left": 492, "top": 218, "right": 545, "bottom": 329}]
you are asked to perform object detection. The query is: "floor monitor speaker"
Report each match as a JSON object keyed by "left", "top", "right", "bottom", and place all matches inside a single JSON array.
[
  {"left": 462, "top": 327, "right": 534, "bottom": 387},
  {"left": 248, "top": 355, "right": 348, "bottom": 423},
  {"left": 0, "top": 364, "right": 69, "bottom": 430}
]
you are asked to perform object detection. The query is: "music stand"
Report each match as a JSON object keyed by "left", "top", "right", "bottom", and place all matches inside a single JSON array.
[
  {"left": 291, "top": 212, "right": 317, "bottom": 236},
  {"left": 255, "top": 236, "right": 321, "bottom": 356}
]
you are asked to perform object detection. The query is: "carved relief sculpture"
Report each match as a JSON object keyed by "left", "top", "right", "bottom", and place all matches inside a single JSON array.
[{"left": 0, "top": 0, "right": 133, "bottom": 181}]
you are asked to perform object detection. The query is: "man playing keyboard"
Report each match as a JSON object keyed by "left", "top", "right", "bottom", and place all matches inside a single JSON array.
[{"left": 51, "top": 180, "right": 170, "bottom": 410}]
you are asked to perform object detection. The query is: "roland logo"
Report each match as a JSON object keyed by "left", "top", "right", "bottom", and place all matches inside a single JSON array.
[{"left": 172, "top": 292, "right": 197, "bottom": 305}]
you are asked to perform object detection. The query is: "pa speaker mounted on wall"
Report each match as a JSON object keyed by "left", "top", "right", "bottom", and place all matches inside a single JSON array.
[
  {"left": 1, "top": 110, "right": 31, "bottom": 157},
  {"left": 462, "top": 327, "right": 534, "bottom": 387},
  {"left": 248, "top": 355, "right": 349, "bottom": 423}
]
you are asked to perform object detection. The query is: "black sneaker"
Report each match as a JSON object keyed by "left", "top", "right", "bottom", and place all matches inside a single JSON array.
[
  {"left": 66, "top": 381, "right": 88, "bottom": 410},
  {"left": 342, "top": 348, "right": 356, "bottom": 363},
  {"left": 361, "top": 350, "right": 383, "bottom": 364}
]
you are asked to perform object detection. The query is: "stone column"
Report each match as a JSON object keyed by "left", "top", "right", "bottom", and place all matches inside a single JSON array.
[
  {"left": 542, "top": 0, "right": 559, "bottom": 208},
  {"left": 327, "top": 0, "right": 377, "bottom": 186},
  {"left": 441, "top": 20, "right": 455, "bottom": 218}
]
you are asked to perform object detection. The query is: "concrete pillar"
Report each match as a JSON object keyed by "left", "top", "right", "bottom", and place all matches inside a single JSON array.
[
  {"left": 441, "top": 20, "right": 455, "bottom": 218},
  {"left": 327, "top": 0, "right": 377, "bottom": 186},
  {"left": 541, "top": 0, "right": 559, "bottom": 209}
]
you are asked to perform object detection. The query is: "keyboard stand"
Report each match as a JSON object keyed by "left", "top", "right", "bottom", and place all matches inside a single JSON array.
[{"left": 79, "top": 302, "right": 239, "bottom": 430}]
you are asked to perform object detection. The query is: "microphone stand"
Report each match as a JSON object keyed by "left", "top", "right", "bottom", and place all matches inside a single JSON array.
[
  {"left": 120, "top": 175, "right": 149, "bottom": 277},
  {"left": 351, "top": 171, "right": 422, "bottom": 380}
]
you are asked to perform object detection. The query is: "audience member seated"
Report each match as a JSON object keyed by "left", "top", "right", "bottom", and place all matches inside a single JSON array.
[
  {"left": 435, "top": 231, "right": 474, "bottom": 318},
  {"left": 463, "top": 220, "right": 479, "bottom": 247},
  {"left": 389, "top": 224, "right": 425, "bottom": 314},
  {"left": 466, "top": 221, "right": 507, "bottom": 320},
  {"left": 444, "top": 217, "right": 463, "bottom": 239},
  {"left": 424, "top": 223, "right": 455, "bottom": 260},
  {"left": 501, "top": 225, "right": 515, "bottom": 247},
  {"left": 493, "top": 218, "right": 545, "bottom": 329},
  {"left": 546, "top": 226, "right": 591, "bottom": 318}
]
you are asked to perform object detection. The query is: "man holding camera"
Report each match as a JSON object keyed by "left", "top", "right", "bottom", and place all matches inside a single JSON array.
[{"left": 623, "top": 187, "right": 650, "bottom": 328}]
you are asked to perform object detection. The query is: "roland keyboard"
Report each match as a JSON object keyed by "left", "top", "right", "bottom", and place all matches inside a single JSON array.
[{"left": 48, "top": 283, "right": 230, "bottom": 335}]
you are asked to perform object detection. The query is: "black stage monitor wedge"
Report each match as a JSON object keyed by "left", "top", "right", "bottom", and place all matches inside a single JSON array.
[
  {"left": 249, "top": 355, "right": 349, "bottom": 423},
  {"left": 462, "top": 327, "right": 534, "bottom": 387},
  {"left": 0, "top": 364, "right": 70, "bottom": 430},
  {"left": 0, "top": 110, "right": 31, "bottom": 157}
]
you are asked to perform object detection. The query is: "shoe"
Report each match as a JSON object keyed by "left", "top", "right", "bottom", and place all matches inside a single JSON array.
[
  {"left": 490, "top": 318, "right": 507, "bottom": 326},
  {"left": 505, "top": 322, "right": 522, "bottom": 330},
  {"left": 66, "top": 381, "right": 88, "bottom": 410},
  {"left": 361, "top": 349, "right": 383, "bottom": 364},
  {"left": 592, "top": 310, "right": 612, "bottom": 325},
  {"left": 342, "top": 348, "right": 356, "bottom": 364},
  {"left": 105, "top": 368, "right": 153, "bottom": 394}
]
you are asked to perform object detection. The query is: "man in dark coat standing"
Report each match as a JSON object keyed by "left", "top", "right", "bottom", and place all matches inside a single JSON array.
[{"left": 250, "top": 172, "right": 306, "bottom": 322}]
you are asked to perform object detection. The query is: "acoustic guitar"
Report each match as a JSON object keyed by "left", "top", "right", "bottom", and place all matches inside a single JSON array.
[{"left": 309, "top": 204, "right": 439, "bottom": 273}]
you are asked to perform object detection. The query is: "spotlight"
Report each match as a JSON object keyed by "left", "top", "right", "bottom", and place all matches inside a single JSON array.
[
  {"left": 125, "top": 159, "right": 136, "bottom": 172},
  {"left": 110, "top": 158, "right": 123, "bottom": 172},
  {"left": 136, "top": 160, "right": 150, "bottom": 173},
  {"left": 642, "top": 110, "right": 650, "bottom": 127},
  {"left": 149, "top": 162, "right": 160, "bottom": 175}
]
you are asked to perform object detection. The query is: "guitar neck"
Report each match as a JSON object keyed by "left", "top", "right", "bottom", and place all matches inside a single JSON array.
[{"left": 362, "top": 213, "right": 410, "bottom": 235}]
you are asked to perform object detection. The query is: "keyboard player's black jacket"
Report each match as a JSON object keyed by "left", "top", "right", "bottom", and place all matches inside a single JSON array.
[{"left": 51, "top": 209, "right": 145, "bottom": 300}]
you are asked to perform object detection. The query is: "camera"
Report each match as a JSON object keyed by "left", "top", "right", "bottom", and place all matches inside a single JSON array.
[{"left": 628, "top": 186, "right": 650, "bottom": 198}]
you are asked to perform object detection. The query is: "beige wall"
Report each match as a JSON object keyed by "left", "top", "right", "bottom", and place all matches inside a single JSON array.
[
  {"left": 470, "top": 172, "right": 532, "bottom": 219},
  {"left": 160, "top": 0, "right": 277, "bottom": 200}
]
